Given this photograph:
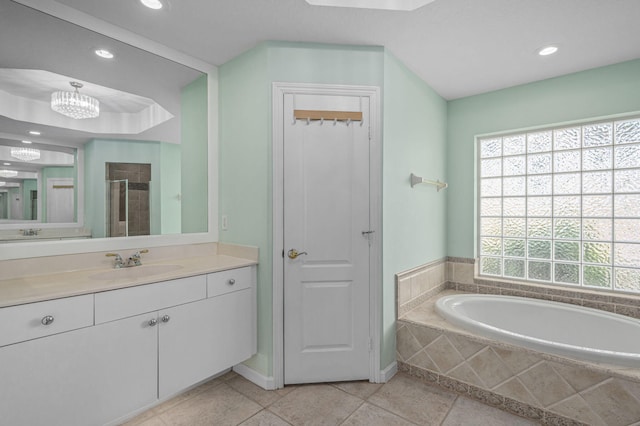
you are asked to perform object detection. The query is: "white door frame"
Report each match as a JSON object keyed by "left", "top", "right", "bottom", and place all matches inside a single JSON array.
[{"left": 272, "top": 82, "right": 382, "bottom": 388}]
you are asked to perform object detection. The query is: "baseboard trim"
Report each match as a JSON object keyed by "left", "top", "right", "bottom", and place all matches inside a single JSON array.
[
  {"left": 379, "top": 361, "right": 397, "bottom": 382},
  {"left": 233, "top": 363, "right": 276, "bottom": 390}
]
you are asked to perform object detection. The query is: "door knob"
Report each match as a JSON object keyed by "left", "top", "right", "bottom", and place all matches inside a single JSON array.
[{"left": 287, "top": 249, "right": 308, "bottom": 259}]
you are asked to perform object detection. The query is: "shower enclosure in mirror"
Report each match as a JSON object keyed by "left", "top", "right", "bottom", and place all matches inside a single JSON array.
[{"left": 0, "top": 0, "right": 208, "bottom": 242}]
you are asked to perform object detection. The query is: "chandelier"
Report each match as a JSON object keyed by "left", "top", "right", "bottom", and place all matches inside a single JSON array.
[
  {"left": 51, "top": 81, "right": 100, "bottom": 119},
  {"left": 0, "top": 170, "right": 18, "bottom": 178},
  {"left": 11, "top": 147, "right": 40, "bottom": 162}
]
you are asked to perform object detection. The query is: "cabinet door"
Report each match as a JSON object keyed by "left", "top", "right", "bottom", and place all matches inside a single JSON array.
[
  {"left": 0, "top": 313, "right": 157, "bottom": 426},
  {"left": 158, "top": 298, "right": 217, "bottom": 399},
  {"left": 209, "top": 288, "right": 255, "bottom": 372}
]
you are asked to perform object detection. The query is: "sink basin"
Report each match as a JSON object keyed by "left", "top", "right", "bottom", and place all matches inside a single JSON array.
[{"left": 89, "top": 264, "right": 183, "bottom": 280}]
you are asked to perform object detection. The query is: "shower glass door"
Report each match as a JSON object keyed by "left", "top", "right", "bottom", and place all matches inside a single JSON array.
[{"left": 106, "top": 179, "right": 129, "bottom": 237}]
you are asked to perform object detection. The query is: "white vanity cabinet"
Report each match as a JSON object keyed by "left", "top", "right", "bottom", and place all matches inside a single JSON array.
[
  {"left": 0, "top": 298, "right": 157, "bottom": 426},
  {"left": 0, "top": 265, "right": 257, "bottom": 426}
]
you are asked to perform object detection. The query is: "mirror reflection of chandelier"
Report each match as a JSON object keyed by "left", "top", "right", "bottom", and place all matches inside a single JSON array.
[
  {"left": 0, "top": 170, "right": 18, "bottom": 177},
  {"left": 11, "top": 147, "right": 40, "bottom": 162},
  {"left": 51, "top": 81, "right": 100, "bottom": 119}
]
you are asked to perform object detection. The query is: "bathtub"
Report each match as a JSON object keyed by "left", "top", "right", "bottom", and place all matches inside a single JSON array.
[{"left": 435, "top": 294, "right": 640, "bottom": 367}]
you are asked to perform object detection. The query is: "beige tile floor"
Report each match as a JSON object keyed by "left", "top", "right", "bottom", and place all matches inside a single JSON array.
[{"left": 124, "top": 371, "right": 540, "bottom": 426}]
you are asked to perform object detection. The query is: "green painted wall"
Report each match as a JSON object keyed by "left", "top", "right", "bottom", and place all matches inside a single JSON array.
[
  {"left": 219, "top": 43, "right": 271, "bottom": 374},
  {"left": 181, "top": 74, "right": 209, "bottom": 233},
  {"left": 447, "top": 59, "right": 640, "bottom": 258},
  {"left": 84, "top": 139, "right": 162, "bottom": 238},
  {"left": 160, "top": 142, "right": 182, "bottom": 234},
  {"left": 219, "top": 42, "right": 448, "bottom": 377},
  {"left": 40, "top": 166, "right": 76, "bottom": 222},
  {"left": 381, "top": 52, "right": 448, "bottom": 368}
]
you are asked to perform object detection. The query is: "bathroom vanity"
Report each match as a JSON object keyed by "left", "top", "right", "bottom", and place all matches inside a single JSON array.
[{"left": 0, "top": 245, "right": 257, "bottom": 426}]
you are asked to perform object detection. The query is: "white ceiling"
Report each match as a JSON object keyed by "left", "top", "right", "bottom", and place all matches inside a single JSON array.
[{"left": 49, "top": 0, "right": 640, "bottom": 100}]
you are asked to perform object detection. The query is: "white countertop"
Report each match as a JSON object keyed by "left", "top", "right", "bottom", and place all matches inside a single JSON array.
[{"left": 0, "top": 244, "right": 258, "bottom": 308}]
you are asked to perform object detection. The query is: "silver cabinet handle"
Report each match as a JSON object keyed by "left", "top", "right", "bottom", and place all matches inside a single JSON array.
[
  {"left": 148, "top": 318, "right": 158, "bottom": 327},
  {"left": 41, "top": 315, "right": 54, "bottom": 326},
  {"left": 228, "top": 278, "right": 235, "bottom": 285},
  {"left": 161, "top": 315, "right": 170, "bottom": 323}
]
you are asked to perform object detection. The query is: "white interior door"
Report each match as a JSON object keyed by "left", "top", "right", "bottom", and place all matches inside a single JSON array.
[
  {"left": 47, "top": 178, "right": 74, "bottom": 223},
  {"left": 283, "top": 93, "right": 371, "bottom": 384}
]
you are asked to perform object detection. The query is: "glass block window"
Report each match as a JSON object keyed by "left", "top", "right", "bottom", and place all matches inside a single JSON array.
[{"left": 478, "top": 117, "right": 640, "bottom": 293}]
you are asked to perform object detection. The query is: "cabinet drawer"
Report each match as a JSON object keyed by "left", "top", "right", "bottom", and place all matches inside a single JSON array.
[
  {"left": 0, "top": 295, "right": 93, "bottom": 347},
  {"left": 95, "top": 275, "right": 207, "bottom": 324},
  {"left": 207, "top": 267, "right": 253, "bottom": 297}
]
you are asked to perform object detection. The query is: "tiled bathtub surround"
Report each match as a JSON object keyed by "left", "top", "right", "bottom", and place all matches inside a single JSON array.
[
  {"left": 446, "top": 257, "right": 640, "bottom": 320},
  {"left": 396, "top": 258, "right": 447, "bottom": 317},
  {"left": 398, "top": 291, "right": 640, "bottom": 426}
]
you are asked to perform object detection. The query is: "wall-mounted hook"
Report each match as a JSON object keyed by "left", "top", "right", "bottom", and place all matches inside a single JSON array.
[
  {"left": 320, "top": 117, "right": 324, "bottom": 125},
  {"left": 333, "top": 118, "right": 337, "bottom": 126},
  {"left": 306, "top": 117, "right": 311, "bottom": 125},
  {"left": 346, "top": 118, "right": 351, "bottom": 126}
]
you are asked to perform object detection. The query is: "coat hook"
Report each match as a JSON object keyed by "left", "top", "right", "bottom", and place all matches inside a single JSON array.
[
  {"left": 333, "top": 118, "right": 337, "bottom": 126},
  {"left": 320, "top": 117, "right": 324, "bottom": 125},
  {"left": 346, "top": 118, "right": 351, "bottom": 126},
  {"left": 306, "top": 117, "right": 311, "bottom": 125}
]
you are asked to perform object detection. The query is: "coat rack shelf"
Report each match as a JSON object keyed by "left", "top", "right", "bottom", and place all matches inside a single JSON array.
[{"left": 293, "top": 109, "right": 363, "bottom": 122}]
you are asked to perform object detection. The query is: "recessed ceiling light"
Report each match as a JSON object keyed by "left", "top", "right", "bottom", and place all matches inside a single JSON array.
[
  {"left": 141, "top": 0, "right": 163, "bottom": 10},
  {"left": 28, "top": 130, "right": 41, "bottom": 136},
  {"left": 305, "top": 0, "right": 435, "bottom": 11},
  {"left": 3, "top": 163, "right": 10, "bottom": 166},
  {"left": 538, "top": 45, "right": 559, "bottom": 56},
  {"left": 21, "top": 140, "right": 32, "bottom": 144},
  {"left": 95, "top": 49, "right": 114, "bottom": 59}
]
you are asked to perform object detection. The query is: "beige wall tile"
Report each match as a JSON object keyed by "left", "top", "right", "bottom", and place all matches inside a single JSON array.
[
  {"left": 581, "top": 379, "right": 640, "bottom": 426},
  {"left": 424, "top": 336, "right": 465, "bottom": 373},
  {"left": 396, "top": 326, "right": 423, "bottom": 361},
  {"left": 492, "top": 378, "right": 539, "bottom": 407},
  {"left": 516, "top": 362, "right": 575, "bottom": 408},
  {"left": 407, "top": 323, "right": 441, "bottom": 347},
  {"left": 446, "top": 333, "right": 486, "bottom": 359},
  {"left": 549, "top": 362, "right": 609, "bottom": 393},
  {"left": 407, "top": 350, "right": 439, "bottom": 372},
  {"left": 447, "top": 363, "right": 485, "bottom": 388},
  {"left": 547, "top": 395, "right": 606, "bottom": 426},
  {"left": 492, "top": 347, "right": 542, "bottom": 375},
  {"left": 466, "top": 348, "right": 513, "bottom": 389}
]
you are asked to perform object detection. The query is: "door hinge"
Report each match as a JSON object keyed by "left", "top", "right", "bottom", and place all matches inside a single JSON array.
[
  {"left": 368, "top": 337, "right": 373, "bottom": 352},
  {"left": 282, "top": 249, "right": 285, "bottom": 258}
]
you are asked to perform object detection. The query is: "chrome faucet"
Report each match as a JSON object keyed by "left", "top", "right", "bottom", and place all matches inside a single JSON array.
[
  {"left": 106, "top": 249, "right": 149, "bottom": 268},
  {"left": 105, "top": 253, "right": 126, "bottom": 269},
  {"left": 127, "top": 249, "right": 149, "bottom": 267}
]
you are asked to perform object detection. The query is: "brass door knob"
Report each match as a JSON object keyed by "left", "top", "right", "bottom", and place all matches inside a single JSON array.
[{"left": 287, "top": 249, "right": 308, "bottom": 259}]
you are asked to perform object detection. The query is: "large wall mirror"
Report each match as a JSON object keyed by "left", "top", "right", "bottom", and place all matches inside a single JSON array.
[{"left": 0, "top": 0, "right": 212, "bottom": 253}]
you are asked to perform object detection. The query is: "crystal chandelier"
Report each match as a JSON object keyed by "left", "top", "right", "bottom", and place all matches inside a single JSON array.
[
  {"left": 51, "top": 81, "right": 100, "bottom": 119},
  {"left": 11, "top": 147, "right": 41, "bottom": 162},
  {"left": 0, "top": 170, "right": 18, "bottom": 178}
]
